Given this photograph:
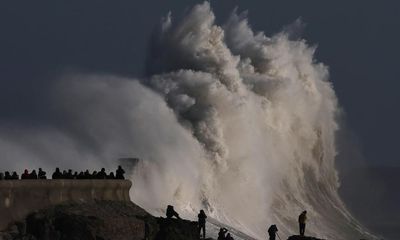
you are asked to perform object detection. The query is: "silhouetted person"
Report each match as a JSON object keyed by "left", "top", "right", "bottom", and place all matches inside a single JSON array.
[
  {"left": 107, "top": 172, "right": 115, "bottom": 179},
  {"left": 52, "top": 168, "right": 62, "bottom": 179},
  {"left": 166, "top": 205, "right": 181, "bottom": 219},
  {"left": 97, "top": 168, "right": 107, "bottom": 179},
  {"left": 73, "top": 171, "right": 78, "bottom": 179},
  {"left": 218, "top": 228, "right": 228, "bottom": 240},
  {"left": 38, "top": 168, "right": 46, "bottom": 179},
  {"left": 298, "top": 211, "right": 307, "bottom": 236},
  {"left": 116, "top": 165, "right": 125, "bottom": 179},
  {"left": 77, "top": 171, "right": 85, "bottom": 179},
  {"left": 29, "top": 170, "right": 38, "bottom": 179},
  {"left": 66, "top": 169, "right": 73, "bottom": 179},
  {"left": 226, "top": 233, "right": 234, "bottom": 240},
  {"left": 84, "top": 170, "right": 91, "bottom": 179},
  {"left": 21, "top": 169, "right": 30, "bottom": 179},
  {"left": 92, "top": 171, "right": 97, "bottom": 178},
  {"left": 11, "top": 172, "right": 19, "bottom": 180},
  {"left": 0, "top": 172, "right": 3, "bottom": 180},
  {"left": 198, "top": 209, "right": 207, "bottom": 239},
  {"left": 268, "top": 225, "right": 278, "bottom": 240},
  {"left": 4, "top": 171, "right": 12, "bottom": 180}
]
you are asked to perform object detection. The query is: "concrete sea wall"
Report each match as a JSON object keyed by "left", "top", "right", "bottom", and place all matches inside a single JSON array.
[{"left": 0, "top": 180, "right": 132, "bottom": 230}]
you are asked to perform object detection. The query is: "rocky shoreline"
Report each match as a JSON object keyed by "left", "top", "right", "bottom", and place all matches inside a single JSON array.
[
  {"left": 0, "top": 201, "right": 324, "bottom": 240},
  {"left": 0, "top": 200, "right": 199, "bottom": 240}
]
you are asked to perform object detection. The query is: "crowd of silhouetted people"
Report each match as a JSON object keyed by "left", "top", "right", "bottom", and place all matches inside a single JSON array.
[
  {"left": 0, "top": 166, "right": 125, "bottom": 180},
  {"left": 1, "top": 164, "right": 308, "bottom": 239}
]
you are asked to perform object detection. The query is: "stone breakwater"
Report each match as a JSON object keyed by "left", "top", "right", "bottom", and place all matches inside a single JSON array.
[{"left": 0, "top": 180, "right": 131, "bottom": 230}]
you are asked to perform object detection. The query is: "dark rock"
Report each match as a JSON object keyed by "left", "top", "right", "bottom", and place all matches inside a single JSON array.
[
  {"left": 287, "top": 235, "right": 325, "bottom": 240},
  {"left": 155, "top": 217, "right": 198, "bottom": 240},
  {"left": 0, "top": 201, "right": 200, "bottom": 240}
]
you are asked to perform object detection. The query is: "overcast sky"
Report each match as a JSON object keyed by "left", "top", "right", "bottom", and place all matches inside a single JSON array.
[{"left": 1, "top": 0, "right": 399, "bottom": 167}]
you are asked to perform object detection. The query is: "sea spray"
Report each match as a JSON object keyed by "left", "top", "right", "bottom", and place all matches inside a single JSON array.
[{"left": 138, "top": 2, "right": 376, "bottom": 239}]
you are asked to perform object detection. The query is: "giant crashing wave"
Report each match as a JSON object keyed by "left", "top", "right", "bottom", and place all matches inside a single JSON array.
[
  {"left": 134, "top": 3, "right": 377, "bottom": 239},
  {"left": 0, "top": 2, "right": 377, "bottom": 240}
]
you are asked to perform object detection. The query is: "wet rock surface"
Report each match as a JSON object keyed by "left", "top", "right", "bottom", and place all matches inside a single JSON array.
[
  {"left": 0, "top": 200, "right": 328, "bottom": 240},
  {"left": 287, "top": 235, "right": 325, "bottom": 240}
]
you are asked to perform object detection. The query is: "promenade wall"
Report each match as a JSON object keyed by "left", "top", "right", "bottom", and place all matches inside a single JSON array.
[{"left": 0, "top": 180, "right": 132, "bottom": 230}]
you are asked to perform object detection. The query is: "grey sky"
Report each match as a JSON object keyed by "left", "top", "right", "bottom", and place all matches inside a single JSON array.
[{"left": 0, "top": 0, "right": 399, "bottom": 167}]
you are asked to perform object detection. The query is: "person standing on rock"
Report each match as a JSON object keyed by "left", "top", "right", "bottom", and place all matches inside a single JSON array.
[
  {"left": 298, "top": 210, "right": 307, "bottom": 236},
  {"left": 268, "top": 224, "right": 278, "bottom": 240},
  {"left": 198, "top": 209, "right": 207, "bottom": 239}
]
